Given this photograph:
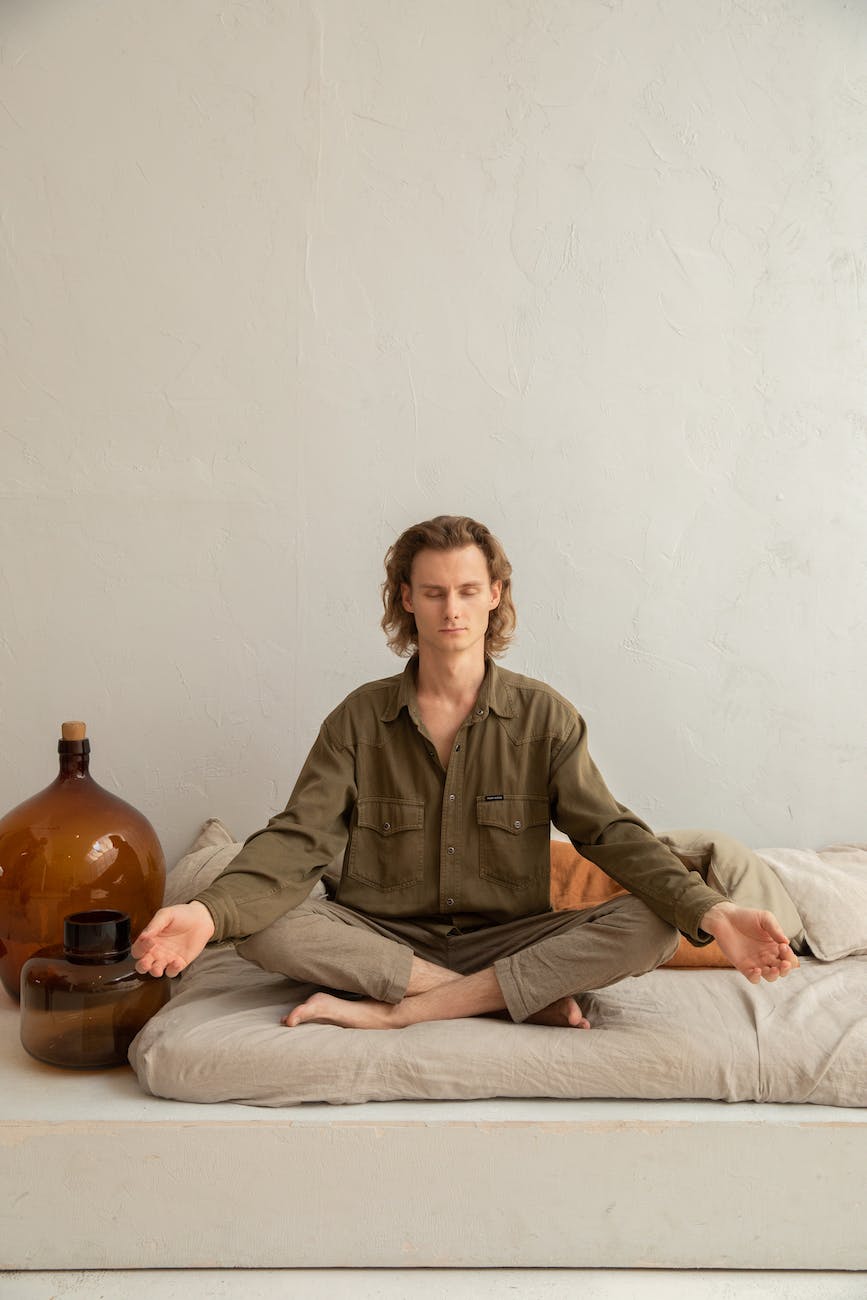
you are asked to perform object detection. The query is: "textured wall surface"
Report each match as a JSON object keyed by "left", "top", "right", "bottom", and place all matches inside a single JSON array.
[{"left": 1, "top": 0, "right": 865, "bottom": 866}]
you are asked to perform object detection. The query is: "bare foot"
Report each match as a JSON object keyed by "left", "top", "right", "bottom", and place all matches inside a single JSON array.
[
  {"left": 526, "top": 996, "right": 590, "bottom": 1029},
  {"left": 282, "top": 991, "right": 399, "bottom": 1030}
]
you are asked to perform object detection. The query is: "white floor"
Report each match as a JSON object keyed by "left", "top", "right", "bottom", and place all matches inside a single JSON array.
[{"left": 1, "top": 1272, "right": 866, "bottom": 1299}]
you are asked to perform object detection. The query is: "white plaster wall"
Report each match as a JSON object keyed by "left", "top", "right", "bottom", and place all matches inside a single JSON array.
[{"left": 1, "top": 0, "right": 865, "bottom": 866}]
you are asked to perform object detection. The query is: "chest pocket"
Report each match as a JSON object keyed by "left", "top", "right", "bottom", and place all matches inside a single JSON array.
[
  {"left": 476, "top": 796, "right": 551, "bottom": 890},
  {"left": 346, "top": 797, "right": 426, "bottom": 891}
]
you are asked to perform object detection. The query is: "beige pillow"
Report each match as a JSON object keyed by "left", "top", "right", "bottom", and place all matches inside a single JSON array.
[
  {"left": 162, "top": 819, "right": 245, "bottom": 907},
  {"left": 659, "top": 829, "right": 806, "bottom": 951},
  {"left": 756, "top": 844, "right": 867, "bottom": 961},
  {"left": 163, "top": 819, "right": 328, "bottom": 912}
]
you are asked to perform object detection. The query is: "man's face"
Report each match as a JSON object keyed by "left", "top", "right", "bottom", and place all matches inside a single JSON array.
[{"left": 401, "top": 545, "right": 502, "bottom": 660}]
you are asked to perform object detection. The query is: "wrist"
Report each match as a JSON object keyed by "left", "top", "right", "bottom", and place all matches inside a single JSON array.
[
  {"left": 188, "top": 899, "right": 216, "bottom": 941},
  {"left": 699, "top": 900, "right": 736, "bottom": 937}
]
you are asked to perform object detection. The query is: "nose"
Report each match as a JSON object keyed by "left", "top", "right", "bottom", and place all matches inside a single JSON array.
[{"left": 444, "top": 590, "right": 461, "bottom": 621}]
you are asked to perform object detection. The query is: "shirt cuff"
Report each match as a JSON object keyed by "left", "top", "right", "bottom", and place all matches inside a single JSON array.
[
  {"left": 192, "top": 887, "right": 241, "bottom": 944},
  {"left": 674, "top": 878, "right": 730, "bottom": 946}
]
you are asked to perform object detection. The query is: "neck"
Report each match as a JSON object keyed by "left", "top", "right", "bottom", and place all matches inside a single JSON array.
[
  {"left": 58, "top": 753, "right": 90, "bottom": 779},
  {"left": 415, "top": 648, "right": 487, "bottom": 706}
]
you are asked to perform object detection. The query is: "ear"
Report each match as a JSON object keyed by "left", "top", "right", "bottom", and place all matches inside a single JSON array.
[
  {"left": 401, "top": 582, "right": 413, "bottom": 613},
  {"left": 489, "top": 580, "right": 502, "bottom": 610}
]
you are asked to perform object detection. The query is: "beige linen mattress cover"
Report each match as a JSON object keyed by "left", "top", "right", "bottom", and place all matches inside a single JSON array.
[{"left": 129, "top": 833, "right": 867, "bottom": 1109}]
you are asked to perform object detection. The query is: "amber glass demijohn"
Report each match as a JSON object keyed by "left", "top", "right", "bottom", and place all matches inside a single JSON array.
[
  {"left": 0, "top": 722, "right": 166, "bottom": 1001},
  {"left": 20, "top": 909, "right": 169, "bottom": 1068}
]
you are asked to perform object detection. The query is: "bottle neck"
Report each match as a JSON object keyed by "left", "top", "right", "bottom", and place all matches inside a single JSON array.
[
  {"left": 63, "top": 910, "right": 131, "bottom": 962},
  {"left": 57, "top": 740, "right": 91, "bottom": 780}
]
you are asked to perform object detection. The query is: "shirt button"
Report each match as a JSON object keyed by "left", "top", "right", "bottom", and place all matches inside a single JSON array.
[
  {"left": 476, "top": 708, "right": 484, "bottom": 715},
  {"left": 449, "top": 794, "right": 456, "bottom": 802},
  {"left": 445, "top": 897, "right": 455, "bottom": 907},
  {"left": 447, "top": 846, "right": 455, "bottom": 854},
  {"left": 513, "top": 820, "right": 522, "bottom": 829},
  {"left": 382, "top": 822, "right": 391, "bottom": 831},
  {"left": 454, "top": 744, "right": 461, "bottom": 752}
]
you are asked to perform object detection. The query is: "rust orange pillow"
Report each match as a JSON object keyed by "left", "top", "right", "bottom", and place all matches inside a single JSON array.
[{"left": 549, "top": 839, "right": 730, "bottom": 969}]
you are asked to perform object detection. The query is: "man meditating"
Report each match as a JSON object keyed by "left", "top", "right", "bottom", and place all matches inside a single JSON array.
[{"left": 133, "top": 515, "right": 798, "bottom": 1029}]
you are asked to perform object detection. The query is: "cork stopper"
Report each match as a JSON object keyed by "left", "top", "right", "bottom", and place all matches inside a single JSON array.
[{"left": 61, "top": 722, "right": 87, "bottom": 741}]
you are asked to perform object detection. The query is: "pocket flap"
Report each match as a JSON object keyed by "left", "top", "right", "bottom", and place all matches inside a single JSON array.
[
  {"left": 476, "top": 796, "right": 549, "bottom": 835},
  {"left": 356, "top": 798, "right": 424, "bottom": 836}
]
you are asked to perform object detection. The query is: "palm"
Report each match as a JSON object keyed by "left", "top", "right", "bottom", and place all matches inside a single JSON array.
[
  {"left": 132, "top": 903, "right": 214, "bottom": 977},
  {"left": 712, "top": 907, "right": 797, "bottom": 984}
]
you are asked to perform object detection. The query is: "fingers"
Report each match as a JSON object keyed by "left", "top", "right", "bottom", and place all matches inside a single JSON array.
[
  {"left": 134, "top": 947, "right": 186, "bottom": 978},
  {"left": 740, "top": 950, "right": 800, "bottom": 984},
  {"left": 131, "top": 905, "right": 203, "bottom": 978},
  {"left": 132, "top": 932, "right": 159, "bottom": 975},
  {"left": 134, "top": 948, "right": 162, "bottom": 976},
  {"left": 762, "top": 941, "right": 800, "bottom": 979},
  {"left": 131, "top": 909, "right": 174, "bottom": 956},
  {"left": 133, "top": 927, "right": 187, "bottom": 978},
  {"left": 132, "top": 926, "right": 166, "bottom": 976}
]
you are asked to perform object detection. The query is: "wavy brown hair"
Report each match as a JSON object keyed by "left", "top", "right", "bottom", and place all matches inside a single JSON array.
[{"left": 381, "top": 515, "right": 516, "bottom": 658}]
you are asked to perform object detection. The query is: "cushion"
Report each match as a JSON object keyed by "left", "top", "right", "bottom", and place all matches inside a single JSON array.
[
  {"left": 129, "top": 944, "right": 867, "bottom": 1108},
  {"left": 660, "top": 829, "right": 806, "bottom": 950},
  {"left": 163, "top": 819, "right": 326, "bottom": 909},
  {"left": 162, "top": 818, "right": 240, "bottom": 907},
  {"left": 549, "top": 839, "right": 725, "bottom": 966},
  {"left": 757, "top": 844, "right": 867, "bottom": 961},
  {"left": 550, "top": 829, "right": 806, "bottom": 968}
]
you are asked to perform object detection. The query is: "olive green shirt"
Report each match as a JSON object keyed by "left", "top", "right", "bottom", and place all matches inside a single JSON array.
[{"left": 195, "top": 657, "right": 725, "bottom": 945}]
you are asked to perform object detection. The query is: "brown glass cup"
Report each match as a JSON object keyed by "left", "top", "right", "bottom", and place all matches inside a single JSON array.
[{"left": 20, "top": 909, "right": 169, "bottom": 1068}]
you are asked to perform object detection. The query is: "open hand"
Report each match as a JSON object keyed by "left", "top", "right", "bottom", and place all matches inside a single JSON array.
[
  {"left": 700, "top": 902, "right": 800, "bottom": 984},
  {"left": 132, "top": 901, "right": 215, "bottom": 978}
]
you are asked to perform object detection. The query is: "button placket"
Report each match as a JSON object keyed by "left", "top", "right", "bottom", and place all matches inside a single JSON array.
[{"left": 439, "top": 726, "right": 467, "bottom": 912}]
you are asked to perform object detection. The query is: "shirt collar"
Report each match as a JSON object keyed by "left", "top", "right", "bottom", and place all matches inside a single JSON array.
[
  {"left": 482, "top": 658, "right": 517, "bottom": 719},
  {"left": 380, "top": 655, "right": 516, "bottom": 723},
  {"left": 379, "top": 658, "right": 418, "bottom": 724}
]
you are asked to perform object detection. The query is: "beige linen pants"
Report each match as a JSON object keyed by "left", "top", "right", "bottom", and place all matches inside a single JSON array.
[{"left": 237, "top": 892, "right": 679, "bottom": 1023}]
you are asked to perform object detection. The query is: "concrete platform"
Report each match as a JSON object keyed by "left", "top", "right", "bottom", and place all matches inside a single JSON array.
[
  {"left": 1, "top": 987, "right": 866, "bottom": 1272},
  {"left": 2, "top": 1270, "right": 867, "bottom": 1299}
]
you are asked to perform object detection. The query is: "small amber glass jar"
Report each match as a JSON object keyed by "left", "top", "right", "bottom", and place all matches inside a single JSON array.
[{"left": 20, "top": 909, "right": 169, "bottom": 1068}]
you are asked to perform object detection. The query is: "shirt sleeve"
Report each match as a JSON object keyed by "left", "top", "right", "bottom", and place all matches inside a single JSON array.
[
  {"left": 548, "top": 712, "right": 727, "bottom": 945},
  {"left": 193, "top": 719, "right": 357, "bottom": 942}
]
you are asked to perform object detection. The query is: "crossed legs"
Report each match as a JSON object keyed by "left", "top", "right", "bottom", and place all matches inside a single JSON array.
[
  {"left": 237, "top": 892, "right": 678, "bottom": 1031},
  {"left": 283, "top": 960, "right": 591, "bottom": 1030},
  {"left": 237, "top": 889, "right": 675, "bottom": 1029}
]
